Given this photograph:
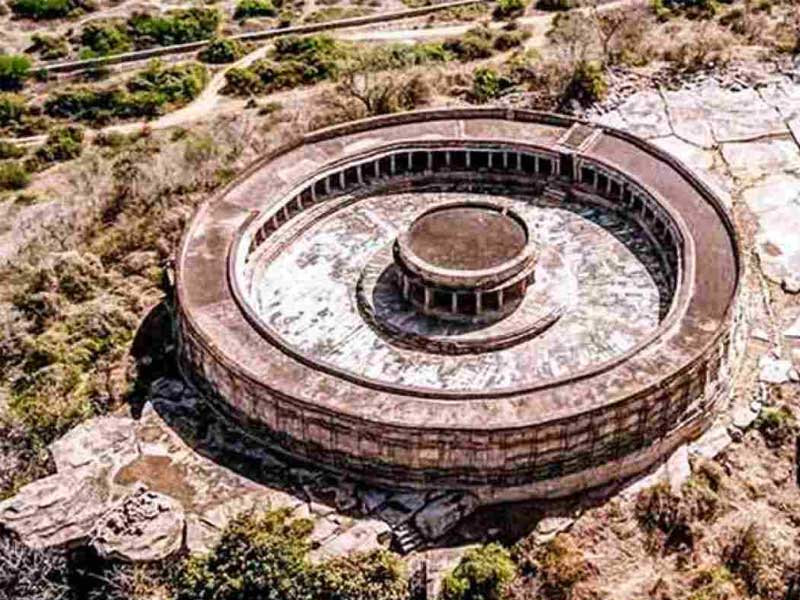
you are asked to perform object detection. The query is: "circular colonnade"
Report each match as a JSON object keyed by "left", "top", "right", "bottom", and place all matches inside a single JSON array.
[{"left": 175, "top": 109, "right": 744, "bottom": 502}]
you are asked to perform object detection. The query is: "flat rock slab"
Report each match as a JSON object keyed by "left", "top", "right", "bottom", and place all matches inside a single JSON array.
[
  {"left": 92, "top": 487, "right": 185, "bottom": 562},
  {"left": 689, "top": 426, "right": 732, "bottom": 460},
  {"left": 0, "top": 471, "right": 117, "bottom": 549},
  {"left": 759, "top": 355, "right": 797, "bottom": 383}
]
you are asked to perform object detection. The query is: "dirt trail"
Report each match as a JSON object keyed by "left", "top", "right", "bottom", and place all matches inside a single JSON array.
[{"left": 2, "top": 0, "right": 642, "bottom": 143}]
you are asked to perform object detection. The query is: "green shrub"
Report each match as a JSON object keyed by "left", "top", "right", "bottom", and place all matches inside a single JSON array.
[
  {"left": 561, "top": 60, "right": 607, "bottom": 107},
  {"left": 9, "top": 0, "right": 82, "bottom": 20},
  {"left": 199, "top": 36, "right": 245, "bottom": 64},
  {"left": 536, "top": 0, "right": 577, "bottom": 10},
  {"left": 0, "top": 55, "right": 31, "bottom": 91},
  {"left": 128, "top": 7, "right": 222, "bottom": 48},
  {"left": 635, "top": 471, "right": 721, "bottom": 552},
  {"left": 494, "top": 0, "right": 528, "bottom": 19},
  {"left": 0, "top": 161, "right": 30, "bottom": 190},
  {"left": 440, "top": 544, "right": 517, "bottom": 600},
  {"left": 223, "top": 34, "right": 344, "bottom": 95},
  {"left": 0, "top": 141, "right": 26, "bottom": 159},
  {"left": 234, "top": 0, "right": 277, "bottom": 19},
  {"left": 686, "top": 566, "right": 737, "bottom": 600},
  {"left": 755, "top": 405, "right": 796, "bottom": 448},
  {"left": 44, "top": 61, "right": 208, "bottom": 123},
  {"left": 0, "top": 93, "right": 27, "bottom": 126},
  {"left": 174, "top": 509, "right": 408, "bottom": 600},
  {"left": 0, "top": 140, "right": 26, "bottom": 163},
  {"left": 35, "top": 125, "right": 84, "bottom": 164},
  {"left": 80, "top": 20, "right": 131, "bottom": 55},
  {"left": 29, "top": 33, "right": 70, "bottom": 60},
  {"left": 444, "top": 27, "right": 496, "bottom": 61},
  {"left": 470, "top": 66, "right": 514, "bottom": 103},
  {"left": 493, "top": 27, "right": 531, "bottom": 51},
  {"left": 651, "top": 0, "right": 718, "bottom": 20}
]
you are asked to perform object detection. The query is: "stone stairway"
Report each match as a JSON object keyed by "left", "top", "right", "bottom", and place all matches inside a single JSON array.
[{"left": 393, "top": 522, "right": 425, "bottom": 554}]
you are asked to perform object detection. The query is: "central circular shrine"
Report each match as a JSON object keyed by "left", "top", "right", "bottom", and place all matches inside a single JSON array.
[
  {"left": 393, "top": 202, "right": 538, "bottom": 323},
  {"left": 175, "top": 109, "right": 744, "bottom": 503}
]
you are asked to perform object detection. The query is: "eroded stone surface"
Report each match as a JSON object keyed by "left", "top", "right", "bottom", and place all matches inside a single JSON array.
[
  {"left": 0, "top": 378, "right": 473, "bottom": 559},
  {"left": 92, "top": 486, "right": 184, "bottom": 561}
]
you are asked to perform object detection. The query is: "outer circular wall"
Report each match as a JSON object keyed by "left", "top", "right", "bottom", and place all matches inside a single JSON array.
[{"left": 174, "top": 109, "right": 745, "bottom": 502}]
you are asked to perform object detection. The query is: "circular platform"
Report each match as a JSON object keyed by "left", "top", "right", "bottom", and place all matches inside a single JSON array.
[{"left": 175, "top": 109, "right": 744, "bottom": 502}]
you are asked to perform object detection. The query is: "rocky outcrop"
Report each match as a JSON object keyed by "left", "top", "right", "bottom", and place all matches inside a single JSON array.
[{"left": 0, "top": 378, "right": 475, "bottom": 561}]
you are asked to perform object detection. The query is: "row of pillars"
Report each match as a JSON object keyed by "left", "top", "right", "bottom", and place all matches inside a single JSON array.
[{"left": 400, "top": 273, "right": 522, "bottom": 317}]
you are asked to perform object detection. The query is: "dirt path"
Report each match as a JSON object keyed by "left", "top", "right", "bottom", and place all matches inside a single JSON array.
[{"left": 3, "top": 0, "right": 642, "bottom": 144}]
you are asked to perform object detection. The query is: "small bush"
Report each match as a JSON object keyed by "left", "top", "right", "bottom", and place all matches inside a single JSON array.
[
  {"left": 0, "top": 534, "right": 70, "bottom": 600},
  {"left": 686, "top": 566, "right": 737, "bottom": 600},
  {"left": 652, "top": 0, "right": 718, "bottom": 21},
  {"left": 536, "top": 0, "right": 577, "bottom": 10},
  {"left": 561, "top": 60, "right": 607, "bottom": 108},
  {"left": 0, "top": 54, "right": 31, "bottom": 91},
  {"left": 444, "top": 26, "right": 496, "bottom": 61},
  {"left": 470, "top": 66, "right": 514, "bottom": 103},
  {"left": 80, "top": 20, "right": 131, "bottom": 56},
  {"left": 44, "top": 61, "right": 208, "bottom": 123},
  {"left": 756, "top": 405, "right": 796, "bottom": 448},
  {"left": 440, "top": 544, "right": 517, "bottom": 600},
  {"left": 494, "top": 0, "right": 528, "bottom": 19},
  {"left": 0, "top": 140, "right": 26, "bottom": 159},
  {"left": 223, "top": 34, "right": 344, "bottom": 95},
  {"left": 199, "top": 36, "right": 245, "bottom": 64},
  {"left": 635, "top": 473, "right": 721, "bottom": 552},
  {"left": 234, "top": 0, "right": 276, "bottom": 19},
  {"left": 174, "top": 509, "right": 408, "bottom": 600},
  {"left": 0, "top": 160, "right": 30, "bottom": 190},
  {"left": 724, "top": 524, "right": 789, "bottom": 599},
  {"left": 29, "top": 33, "right": 70, "bottom": 60},
  {"left": 128, "top": 7, "right": 222, "bottom": 48},
  {"left": 9, "top": 0, "right": 83, "bottom": 20},
  {"left": 35, "top": 125, "right": 84, "bottom": 164}
]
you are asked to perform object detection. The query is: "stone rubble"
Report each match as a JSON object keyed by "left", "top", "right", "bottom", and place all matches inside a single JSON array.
[{"left": 0, "top": 378, "right": 473, "bottom": 561}]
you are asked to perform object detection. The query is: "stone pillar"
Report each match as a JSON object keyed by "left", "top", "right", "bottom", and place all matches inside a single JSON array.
[
  {"left": 497, "top": 289, "right": 504, "bottom": 309},
  {"left": 407, "top": 152, "right": 412, "bottom": 173},
  {"left": 445, "top": 151, "right": 451, "bottom": 167},
  {"left": 357, "top": 164, "right": 363, "bottom": 185},
  {"left": 325, "top": 177, "right": 331, "bottom": 195},
  {"left": 375, "top": 159, "right": 381, "bottom": 178},
  {"left": 515, "top": 152, "right": 521, "bottom": 171},
  {"left": 282, "top": 205, "right": 289, "bottom": 220},
  {"left": 424, "top": 287, "right": 432, "bottom": 309},
  {"left": 488, "top": 152, "right": 493, "bottom": 169},
  {"left": 390, "top": 154, "right": 396, "bottom": 176},
  {"left": 466, "top": 150, "right": 471, "bottom": 169},
  {"left": 310, "top": 184, "right": 317, "bottom": 203},
  {"left": 427, "top": 151, "right": 433, "bottom": 172},
  {"left": 451, "top": 292, "right": 458, "bottom": 314},
  {"left": 296, "top": 196, "right": 303, "bottom": 210},
  {"left": 476, "top": 291, "right": 482, "bottom": 315},
  {"left": 402, "top": 275, "right": 410, "bottom": 300},
  {"left": 339, "top": 171, "right": 346, "bottom": 190},
  {"left": 503, "top": 151, "right": 508, "bottom": 169}
]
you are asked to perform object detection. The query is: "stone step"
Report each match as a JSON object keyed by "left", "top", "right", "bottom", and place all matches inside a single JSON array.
[{"left": 393, "top": 523, "right": 425, "bottom": 554}]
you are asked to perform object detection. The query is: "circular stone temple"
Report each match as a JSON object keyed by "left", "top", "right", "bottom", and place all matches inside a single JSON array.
[
  {"left": 393, "top": 202, "right": 537, "bottom": 322},
  {"left": 174, "top": 109, "right": 745, "bottom": 503}
]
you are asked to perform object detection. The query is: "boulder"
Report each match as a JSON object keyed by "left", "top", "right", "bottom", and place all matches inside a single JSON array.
[
  {"left": 309, "top": 519, "right": 391, "bottom": 562},
  {"left": 92, "top": 486, "right": 185, "bottom": 562},
  {"left": 666, "top": 445, "right": 691, "bottom": 493},
  {"left": 0, "top": 472, "right": 115, "bottom": 549},
  {"left": 758, "top": 355, "right": 795, "bottom": 384},
  {"left": 689, "top": 426, "right": 732, "bottom": 460},
  {"left": 413, "top": 493, "right": 478, "bottom": 541}
]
